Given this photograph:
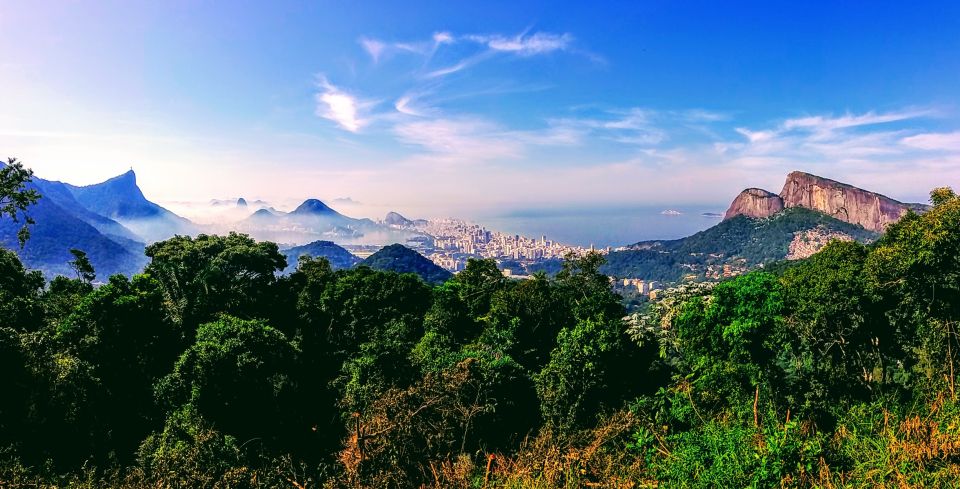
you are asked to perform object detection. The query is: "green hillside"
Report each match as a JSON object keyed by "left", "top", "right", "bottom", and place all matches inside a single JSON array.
[
  {"left": 359, "top": 243, "right": 453, "bottom": 284},
  {"left": 601, "top": 207, "right": 879, "bottom": 281}
]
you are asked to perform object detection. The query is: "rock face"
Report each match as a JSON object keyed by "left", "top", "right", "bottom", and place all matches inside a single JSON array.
[
  {"left": 724, "top": 188, "right": 784, "bottom": 220},
  {"left": 724, "top": 171, "right": 928, "bottom": 232},
  {"left": 778, "top": 172, "right": 923, "bottom": 232}
]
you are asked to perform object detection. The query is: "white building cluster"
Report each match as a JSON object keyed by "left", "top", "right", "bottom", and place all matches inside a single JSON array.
[{"left": 408, "top": 218, "right": 597, "bottom": 272}]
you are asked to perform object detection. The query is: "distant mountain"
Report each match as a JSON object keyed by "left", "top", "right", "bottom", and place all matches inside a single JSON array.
[
  {"left": 359, "top": 243, "right": 452, "bottom": 285},
  {"left": 602, "top": 171, "right": 927, "bottom": 283},
  {"left": 65, "top": 170, "right": 196, "bottom": 243},
  {"left": 29, "top": 178, "right": 144, "bottom": 252},
  {"left": 281, "top": 240, "right": 360, "bottom": 273},
  {"left": 291, "top": 199, "right": 339, "bottom": 215},
  {"left": 725, "top": 171, "right": 928, "bottom": 232},
  {"left": 237, "top": 199, "right": 430, "bottom": 246},
  {"left": 0, "top": 177, "right": 146, "bottom": 278},
  {"left": 603, "top": 207, "right": 878, "bottom": 282},
  {"left": 384, "top": 211, "right": 414, "bottom": 227}
]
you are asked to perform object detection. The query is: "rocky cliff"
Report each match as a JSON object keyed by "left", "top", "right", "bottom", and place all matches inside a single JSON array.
[
  {"left": 724, "top": 188, "right": 784, "bottom": 220},
  {"left": 723, "top": 171, "right": 927, "bottom": 232}
]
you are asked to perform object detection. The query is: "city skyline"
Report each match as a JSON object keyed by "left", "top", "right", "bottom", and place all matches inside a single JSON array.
[{"left": 2, "top": 1, "right": 959, "bottom": 216}]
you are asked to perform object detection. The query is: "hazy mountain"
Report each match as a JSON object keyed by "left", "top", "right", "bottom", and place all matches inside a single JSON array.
[
  {"left": 0, "top": 179, "right": 147, "bottom": 278},
  {"left": 281, "top": 240, "right": 360, "bottom": 273},
  {"left": 384, "top": 211, "right": 414, "bottom": 227},
  {"left": 65, "top": 170, "right": 196, "bottom": 243},
  {"left": 359, "top": 243, "right": 452, "bottom": 284},
  {"left": 30, "top": 178, "right": 144, "bottom": 253},
  {"left": 236, "top": 198, "right": 430, "bottom": 246}
]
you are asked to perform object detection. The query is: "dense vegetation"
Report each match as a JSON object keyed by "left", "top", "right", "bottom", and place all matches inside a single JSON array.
[
  {"left": 602, "top": 207, "right": 879, "bottom": 281},
  {"left": 2, "top": 172, "right": 960, "bottom": 487}
]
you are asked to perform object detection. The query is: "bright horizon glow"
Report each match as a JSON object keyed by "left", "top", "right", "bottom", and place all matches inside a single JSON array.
[{"left": 2, "top": 1, "right": 959, "bottom": 220}]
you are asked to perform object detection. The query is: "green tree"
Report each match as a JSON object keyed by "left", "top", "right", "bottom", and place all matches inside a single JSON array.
[
  {"left": 487, "top": 274, "right": 570, "bottom": 372},
  {"left": 0, "top": 247, "right": 45, "bottom": 331},
  {"left": 55, "top": 274, "right": 182, "bottom": 461},
  {"left": 865, "top": 187, "right": 960, "bottom": 395},
  {"left": 68, "top": 248, "right": 96, "bottom": 284},
  {"left": 156, "top": 315, "right": 298, "bottom": 448},
  {"left": 144, "top": 233, "right": 287, "bottom": 329},
  {"left": 451, "top": 258, "right": 507, "bottom": 319},
  {"left": 0, "top": 157, "right": 41, "bottom": 247},
  {"left": 780, "top": 240, "right": 890, "bottom": 417},
  {"left": 669, "top": 273, "right": 786, "bottom": 424}
]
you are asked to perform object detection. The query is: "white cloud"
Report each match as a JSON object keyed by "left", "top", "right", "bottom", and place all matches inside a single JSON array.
[
  {"left": 782, "top": 110, "right": 930, "bottom": 132},
  {"left": 394, "top": 117, "right": 522, "bottom": 161},
  {"left": 314, "top": 77, "right": 370, "bottom": 132},
  {"left": 359, "top": 38, "right": 386, "bottom": 63},
  {"left": 735, "top": 127, "right": 776, "bottom": 143},
  {"left": 466, "top": 32, "right": 573, "bottom": 56},
  {"left": 424, "top": 59, "right": 474, "bottom": 78},
  {"left": 901, "top": 131, "right": 960, "bottom": 152},
  {"left": 432, "top": 31, "right": 454, "bottom": 44},
  {"left": 394, "top": 93, "right": 434, "bottom": 117},
  {"left": 393, "top": 116, "right": 587, "bottom": 164}
]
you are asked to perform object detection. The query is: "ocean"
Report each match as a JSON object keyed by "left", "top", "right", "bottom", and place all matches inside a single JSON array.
[{"left": 474, "top": 205, "right": 726, "bottom": 248}]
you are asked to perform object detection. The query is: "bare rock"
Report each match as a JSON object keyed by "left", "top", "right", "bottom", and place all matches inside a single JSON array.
[{"left": 724, "top": 188, "right": 785, "bottom": 220}]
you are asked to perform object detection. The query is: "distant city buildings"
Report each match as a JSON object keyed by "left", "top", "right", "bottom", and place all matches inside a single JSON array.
[{"left": 390, "top": 218, "right": 595, "bottom": 272}]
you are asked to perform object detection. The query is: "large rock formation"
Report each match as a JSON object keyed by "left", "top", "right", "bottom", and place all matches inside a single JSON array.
[
  {"left": 724, "top": 188, "right": 784, "bottom": 220},
  {"left": 724, "top": 171, "right": 928, "bottom": 232}
]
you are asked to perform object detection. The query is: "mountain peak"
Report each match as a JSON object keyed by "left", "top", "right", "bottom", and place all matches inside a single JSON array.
[
  {"left": 114, "top": 168, "right": 138, "bottom": 184},
  {"left": 292, "top": 199, "right": 336, "bottom": 215},
  {"left": 384, "top": 211, "right": 414, "bottom": 226},
  {"left": 360, "top": 243, "right": 452, "bottom": 284},
  {"left": 724, "top": 170, "right": 927, "bottom": 232}
]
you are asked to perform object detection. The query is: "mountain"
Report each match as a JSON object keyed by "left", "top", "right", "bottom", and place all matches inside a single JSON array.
[
  {"left": 65, "top": 170, "right": 196, "bottom": 243},
  {"left": 281, "top": 240, "right": 360, "bottom": 273},
  {"left": 237, "top": 199, "right": 430, "bottom": 246},
  {"left": 603, "top": 171, "right": 920, "bottom": 283},
  {"left": 291, "top": 199, "right": 339, "bottom": 215},
  {"left": 29, "top": 178, "right": 144, "bottom": 252},
  {"left": 603, "top": 207, "right": 878, "bottom": 282},
  {"left": 725, "top": 171, "right": 928, "bottom": 232},
  {"left": 384, "top": 211, "right": 414, "bottom": 227},
  {"left": 359, "top": 243, "right": 452, "bottom": 284},
  {"left": 0, "top": 179, "right": 147, "bottom": 278}
]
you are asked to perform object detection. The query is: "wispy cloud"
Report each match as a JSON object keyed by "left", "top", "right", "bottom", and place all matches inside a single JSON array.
[
  {"left": 314, "top": 76, "right": 373, "bottom": 132},
  {"left": 359, "top": 38, "right": 387, "bottom": 63},
  {"left": 394, "top": 117, "right": 523, "bottom": 161},
  {"left": 464, "top": 32, "right": 573, "bottom": 56},
  {"left": 901, "top": 131, "right": 960, "bottom": 152}
]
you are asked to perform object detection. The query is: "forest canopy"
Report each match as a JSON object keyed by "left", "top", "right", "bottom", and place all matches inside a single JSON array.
[{"left": 2, "top": 184, "right": 960, "bottom": 488}]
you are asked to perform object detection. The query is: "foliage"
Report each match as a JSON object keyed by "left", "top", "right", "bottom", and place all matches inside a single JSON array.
[
  {"left": 4, "top": 183, "right": 960, "bottom": 488},
  {"left": 0, "top": 157, "right": 41, "bottom": 247},
  {"left": 68, "top": 248, "right": 96, "bottom": 284},
  {"left": 144, "top": 232, "right": 287, "bottom": 328}
]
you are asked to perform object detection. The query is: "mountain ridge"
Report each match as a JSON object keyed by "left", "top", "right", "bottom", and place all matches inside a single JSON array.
[{"left": 725, "top": 171, "right": 928, "bottom": 232}]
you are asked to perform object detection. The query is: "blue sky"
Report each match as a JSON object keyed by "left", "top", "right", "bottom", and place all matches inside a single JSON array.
[{"left": 1, "top": 0, "right": 959, "bottom": 217}]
